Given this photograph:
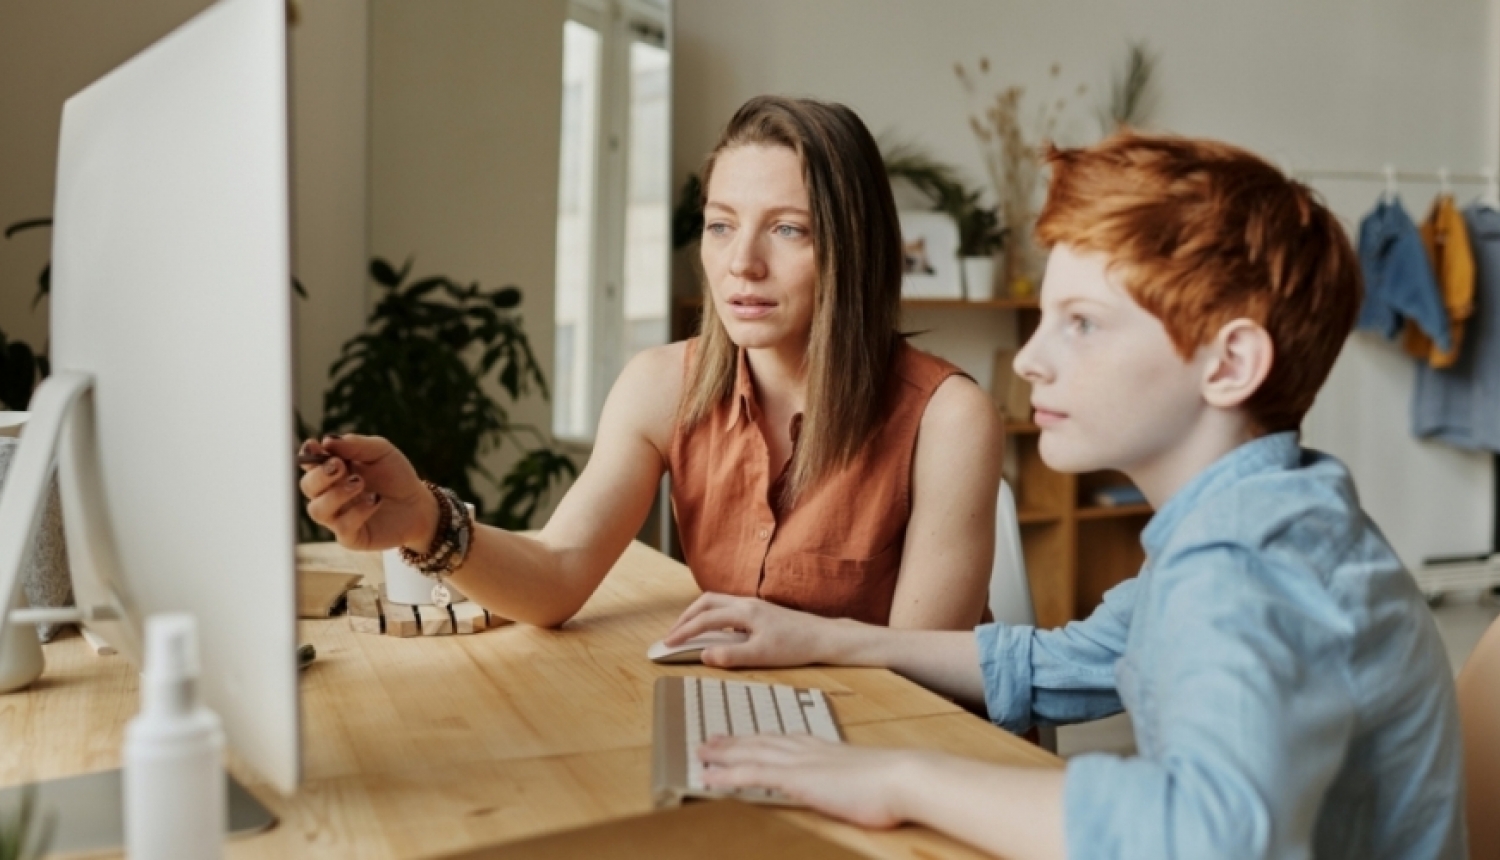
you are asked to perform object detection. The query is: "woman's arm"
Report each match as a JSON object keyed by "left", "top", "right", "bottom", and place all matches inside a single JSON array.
[
  {"left": 890, "top": 375, "right": 1005, "bottom": 629},
  {"left": 303, "top": 343, "right": 684, "bottom": 628}
]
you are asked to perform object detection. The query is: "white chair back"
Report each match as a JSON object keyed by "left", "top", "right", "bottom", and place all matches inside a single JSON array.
[{"left": 988, "top": 480, "right": 1035, "bottom": 626}]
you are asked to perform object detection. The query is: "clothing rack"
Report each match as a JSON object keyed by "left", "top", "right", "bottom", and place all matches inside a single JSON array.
[{"left": 1289, "top": 165, "right": 1500, "bottom": 205}]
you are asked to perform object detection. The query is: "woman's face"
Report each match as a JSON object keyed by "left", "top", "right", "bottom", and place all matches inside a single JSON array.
[{"left": 700, "top": 144, "right": 818, "bottom": 354}]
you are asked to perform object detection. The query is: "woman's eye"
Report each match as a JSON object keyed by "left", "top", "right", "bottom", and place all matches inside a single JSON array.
[
  {"left": 774, "top": 224, "right": 806, "bottom": 238},
  {"left": 705, "top": 222, "right": 730, "bottom": 237}
]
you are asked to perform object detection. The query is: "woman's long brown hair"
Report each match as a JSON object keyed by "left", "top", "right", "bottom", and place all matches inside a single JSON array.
[{"left": 678, "top": 95, "right": 902, "bottom": 507}]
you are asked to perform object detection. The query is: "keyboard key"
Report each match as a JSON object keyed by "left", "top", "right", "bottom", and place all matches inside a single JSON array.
[
  {"left": 773, "top": 685, "right": 808, "bottom": 734},
  {"left": 684, "top": 678, "right": 704, "bottom": 789},
  {"left": 749, "top": 684, "right": 781, "bottom": 734},
  {"left": 726, "top": 682, "right": 756, "bottom": 736},
  {"left": 802, "top": 689, "right": 840, "bottom": 742},
  {"left": 701, "top": 678, "right": 729, "bottom": 739}
]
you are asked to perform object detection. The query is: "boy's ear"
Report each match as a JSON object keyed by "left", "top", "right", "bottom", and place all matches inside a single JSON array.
[{"left": 1201, "top": 318, "right": 1273, "bottom": 409}]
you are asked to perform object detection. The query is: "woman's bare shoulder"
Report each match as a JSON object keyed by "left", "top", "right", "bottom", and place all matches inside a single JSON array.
[
  {"left": 607, "top": 341, "right": 690, "bottom": 447},
  {"left": 919, "top": 374, "right": 1003, "bottom": 449}
]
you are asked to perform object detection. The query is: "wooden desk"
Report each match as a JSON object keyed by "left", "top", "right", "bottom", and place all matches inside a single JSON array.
[{"left": 2, "top": 542, "right": 1059, "bottom": 858}]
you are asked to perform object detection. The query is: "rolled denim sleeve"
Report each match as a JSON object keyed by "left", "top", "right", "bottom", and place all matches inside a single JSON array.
[
  {"left": 976, "top": 578, "right": 1138, "bottom": 733},
  {"left": 1060, "top": 546, "right": 1357, "bottom": 860}
]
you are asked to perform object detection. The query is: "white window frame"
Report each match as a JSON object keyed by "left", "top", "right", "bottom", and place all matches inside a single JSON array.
[{"left": 560, "top": 0, "right": 671, "bottom": 443}]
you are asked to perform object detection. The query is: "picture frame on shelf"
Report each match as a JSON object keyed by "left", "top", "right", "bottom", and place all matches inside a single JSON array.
[{"left": 897, "top": 210, "right": 962, "bottom": 299}]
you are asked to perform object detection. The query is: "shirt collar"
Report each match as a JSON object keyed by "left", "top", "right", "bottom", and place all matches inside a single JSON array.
[
  {"left": 1140, "top": 431, "right": 1300, "bottom": 558},
  {"left": 729, "top": 347, "right": 757, "bottom": 429}
]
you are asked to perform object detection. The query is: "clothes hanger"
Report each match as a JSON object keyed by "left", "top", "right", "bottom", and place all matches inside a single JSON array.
[
  {"left": 1482, "top": 168, "right": 1500, "bottom": 210},
  {"left": 1438, "top": 166, "right": 1452, "bottom": 198},
  {"left": 1382, "top": 163, "right": 1398, "bottom": 204}
]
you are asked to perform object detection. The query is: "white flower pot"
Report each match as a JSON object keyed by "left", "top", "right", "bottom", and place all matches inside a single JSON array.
[{"left": 962, "top": 256, "right": 997, "bottom": 301}]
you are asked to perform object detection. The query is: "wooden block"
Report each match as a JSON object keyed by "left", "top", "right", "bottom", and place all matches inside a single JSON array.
[
  {"left": 383, "top": 601, "right": 419, "bottom": 638},
  {"left": 451, "top": 601, "right": 488, "bottom": 634},
  {"left": 416, "top": 604, "right": 454, "bottom": 636},
  {"left": 346, "top": 585, "right": 381, "bottom": 619},
  {"left": 349, "top": 615, "right": 382, "bottom": 635}
]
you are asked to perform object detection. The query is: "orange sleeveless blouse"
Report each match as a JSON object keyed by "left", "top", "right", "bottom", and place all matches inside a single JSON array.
[{"left": 668, "top": 338, "right": 965, "bottom": 625}]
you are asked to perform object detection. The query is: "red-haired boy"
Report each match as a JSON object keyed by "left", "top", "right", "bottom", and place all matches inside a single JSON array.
[{"left": 663, "top": 134, "right": 1466, "bottom": 860}]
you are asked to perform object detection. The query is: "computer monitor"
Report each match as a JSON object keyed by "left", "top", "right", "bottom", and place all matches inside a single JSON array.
[{"left": 0, "top": 0, "right": 300, "bottom": 799}]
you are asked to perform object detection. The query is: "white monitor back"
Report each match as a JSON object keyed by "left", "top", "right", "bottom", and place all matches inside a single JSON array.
[{"left": 49, "top": 0, "right": 299, "bottom": 793}]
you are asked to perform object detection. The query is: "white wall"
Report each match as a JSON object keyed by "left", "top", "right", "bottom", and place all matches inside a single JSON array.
[
  {"left": 0, "top": 0, "right": 370, "bottom": 427},
  {"left": 673, "top": 0, "right": 1499, "bottom": 569},
  {"left": 290, "top": 0, "right": 371, "bottom": 427},
  {"left": 368, "top": 0, "right": 569, "bottom": 518}
]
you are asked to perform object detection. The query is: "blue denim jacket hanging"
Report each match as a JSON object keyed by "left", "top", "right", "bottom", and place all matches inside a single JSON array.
[
  {"left": 1413, "top": 204, "right": 1500, "bottom": 450},
  {"left": 1357, "top": 197, "right": 1452, "bottom": 352}
]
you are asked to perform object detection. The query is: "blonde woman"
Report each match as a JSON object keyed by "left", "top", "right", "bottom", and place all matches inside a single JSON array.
[{"left": 300, "top": 95, "right": 1004, "bottom": 630}]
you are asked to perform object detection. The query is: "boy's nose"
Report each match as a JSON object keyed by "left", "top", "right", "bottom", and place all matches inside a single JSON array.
[{"left": 1013, "top": 332, "right": 1050, "bottom": 385}]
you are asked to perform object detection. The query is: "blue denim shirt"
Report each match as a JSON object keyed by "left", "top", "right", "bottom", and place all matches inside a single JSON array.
[
  {"left": 976, "top": 433, "right": 1466, "bottom": 860},
  {"left": 1357, "top": 197, "right": 1451, "bottom": 352}
]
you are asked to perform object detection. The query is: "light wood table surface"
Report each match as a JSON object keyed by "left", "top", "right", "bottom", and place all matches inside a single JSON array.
[{"left": 2, "top": 541, "right": 1059, "bottom": 858}]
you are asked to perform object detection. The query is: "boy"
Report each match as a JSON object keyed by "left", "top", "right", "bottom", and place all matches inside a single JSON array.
[{"left": 661, "top": 134, "right": 1466, "bottom": 859}]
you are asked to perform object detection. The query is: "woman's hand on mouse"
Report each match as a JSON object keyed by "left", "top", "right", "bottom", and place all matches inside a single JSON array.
[
  {"left": 663, "top": 593, "right": 840, "bottom": 669},
  {"left": 297, "top": 434, "right": 438, "bottom": 553}
]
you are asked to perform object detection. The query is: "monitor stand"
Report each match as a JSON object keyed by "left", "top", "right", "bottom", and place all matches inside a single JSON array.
[
  {"left": 0, "top": 374, "right": 278, "bottom": 845},
  {"left": 0, "top": 769, "right": 276, "bottom": 852}
]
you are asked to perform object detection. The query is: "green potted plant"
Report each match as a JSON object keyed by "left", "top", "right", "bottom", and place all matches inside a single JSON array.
[
  {"left": 0, "top": 219, "right": 53, "bottom": 410},
  {"left": 309, "top": 257, "right": 576, "bottom": 535}
]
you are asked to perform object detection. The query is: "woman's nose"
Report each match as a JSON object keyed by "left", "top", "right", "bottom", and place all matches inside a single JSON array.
[{"left": 729, "top": 236, "right": 767, "bottom": 281}]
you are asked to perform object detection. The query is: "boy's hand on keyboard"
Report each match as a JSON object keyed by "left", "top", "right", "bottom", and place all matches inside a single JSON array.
[
  {"left": 663, "top": 593, "right": 829, "bottom": 668},
  {"left": 698, "top": 735, "right": 913, "bottom": 829}
]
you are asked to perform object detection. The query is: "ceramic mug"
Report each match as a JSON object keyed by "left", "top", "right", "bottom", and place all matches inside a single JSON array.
[{"left": 381, "top": 503, "right": 474, "bottom": 606}]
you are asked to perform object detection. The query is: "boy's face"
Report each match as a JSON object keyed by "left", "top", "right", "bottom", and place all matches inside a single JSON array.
[{"left": 1015, "top": 245, "right": 1213, "bottom": 478}]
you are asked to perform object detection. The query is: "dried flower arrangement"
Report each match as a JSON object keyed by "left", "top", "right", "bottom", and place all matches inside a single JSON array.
[{"left": 955, "top": 58, "right": 1084, "bottom": 296}]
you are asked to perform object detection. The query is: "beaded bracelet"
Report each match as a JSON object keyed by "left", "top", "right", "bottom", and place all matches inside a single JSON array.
[{"left": 399, "top": 481, "right": 473, "bottom": 607}]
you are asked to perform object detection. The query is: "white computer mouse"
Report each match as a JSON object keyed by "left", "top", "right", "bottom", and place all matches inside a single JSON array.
[{"left": 646, "top": 629, "right": 750, "bottom": 664}]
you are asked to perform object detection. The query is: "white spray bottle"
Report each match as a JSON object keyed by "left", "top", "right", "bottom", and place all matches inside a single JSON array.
[{"left": 124, "top": 613, "right": 225, "bottom": 859}]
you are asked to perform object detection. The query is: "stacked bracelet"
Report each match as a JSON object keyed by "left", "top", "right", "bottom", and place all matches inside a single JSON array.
[{"left": 399, "top": 481, "right": 473, "bottom": 607}]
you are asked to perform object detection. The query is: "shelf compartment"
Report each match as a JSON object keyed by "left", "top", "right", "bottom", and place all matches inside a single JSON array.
[{"left": 1016, "top": 507, "right": 1064, "bottom": 525}]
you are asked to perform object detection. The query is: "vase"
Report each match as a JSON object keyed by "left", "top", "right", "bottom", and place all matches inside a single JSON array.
[{"left": 962, "top": 256, "right": 997, "bottom": 301}]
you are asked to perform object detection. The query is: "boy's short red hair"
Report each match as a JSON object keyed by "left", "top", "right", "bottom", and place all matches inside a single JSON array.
[{"left": 1035, "top": 133, "right": 1362, "bottom": 434}]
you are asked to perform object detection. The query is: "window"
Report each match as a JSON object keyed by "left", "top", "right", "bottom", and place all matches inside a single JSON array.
[{"left": 553, "top": 0, "right": 671, "bottom": 441}]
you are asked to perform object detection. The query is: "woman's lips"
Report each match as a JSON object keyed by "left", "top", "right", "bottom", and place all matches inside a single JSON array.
[
  {"left": 1033, "top": 407, "right": 1067, "bottom": 427},
  {"left": 727, "top": 295, "right": 777, "bottom": 320}
]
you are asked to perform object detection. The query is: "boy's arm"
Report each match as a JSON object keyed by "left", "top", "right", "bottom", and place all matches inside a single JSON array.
[
  {"left": 1064, "top": 544, "right": 1357, "bottom": 859},
  {"left": 982, "top": 577, "right": 1138, "bottom": 732}
]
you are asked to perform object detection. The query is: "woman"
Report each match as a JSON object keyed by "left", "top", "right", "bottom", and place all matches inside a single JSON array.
[{"left": 300, "top": 95, "right": 1003, "bottom": 630}]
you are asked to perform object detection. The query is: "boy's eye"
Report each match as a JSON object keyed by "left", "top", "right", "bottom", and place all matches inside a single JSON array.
[{"left": 1069, "top": 315, "right": 1095, "bottom": 335}]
